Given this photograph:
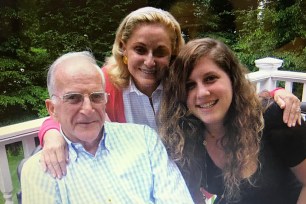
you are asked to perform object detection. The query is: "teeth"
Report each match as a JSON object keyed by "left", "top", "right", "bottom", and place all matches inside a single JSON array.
[
  {"left": 199, "top": 100, "right": 216, "bottom": 108},
  {"left": 141, "top": 68, "right": 156, "bottom": 74}
]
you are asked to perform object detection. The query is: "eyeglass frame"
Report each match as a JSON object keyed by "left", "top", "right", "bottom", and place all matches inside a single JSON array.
[{"left": 51, "top": 91, "right": 109, "bottom": 105}]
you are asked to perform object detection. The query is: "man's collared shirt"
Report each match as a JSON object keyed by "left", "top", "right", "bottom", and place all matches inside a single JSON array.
[
  {"left": 21, "top": 122, "right": 193, "bottom": 204},
  {"left": 123, "top": 79, "right": 163, "bottom": 131}
]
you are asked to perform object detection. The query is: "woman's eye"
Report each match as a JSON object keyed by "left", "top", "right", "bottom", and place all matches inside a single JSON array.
[
  {"left": 205, "top": 75, "right": 217, "bottom": 83},
  {"left": 186, "top": 82, "right": 195, "bottom": 91},
  {"left": 134, "top": 46, "right": 146, "bottom": 54},
  {"left": 153, "top": 48, "right": 170, "bottom": 58}
]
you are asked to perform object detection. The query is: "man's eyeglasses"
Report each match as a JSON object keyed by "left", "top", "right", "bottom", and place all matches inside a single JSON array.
[{"left": 52, "top": 92, "right": 109, "bottom": 105}]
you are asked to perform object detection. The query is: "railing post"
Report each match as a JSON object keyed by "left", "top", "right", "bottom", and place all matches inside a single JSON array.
[
  {"left": 0, "top": 144, "right": 13, "bottom": 204},
  {"left": 254, "top": 57, "right": 283, "bottom": 92}
]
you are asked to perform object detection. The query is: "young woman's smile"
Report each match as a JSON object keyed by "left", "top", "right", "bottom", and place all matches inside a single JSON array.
[{"left": 186, "top": 56, "right": 233, "bottom": 125}]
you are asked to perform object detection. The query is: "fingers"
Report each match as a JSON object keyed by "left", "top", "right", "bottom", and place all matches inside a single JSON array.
[
  {"left": 274, "top": 94, "right": 286, "bottom": 110},
  {"left": 298, "top": 114, "right": 302, "bottom": 126},
  {"left": 40, "top": 130, "right": 69, "bottom": 179},
  {"left": 56, "top": 146, "right": 69, "bottom": 177},
  {"left": 40, "top": 154, "right": 47, "bottom": 172},
  {"left": 44, "top": 146, "right": 68, "bottom": 179},
  {"left": 41, "top": 148, "right": 59, "bottom": 178},
  {"left": 281, "top": 96, "right": 301, "bottom": 127},
  {"left": 273, "top": 89, "right": 301, "bottom": 127},
  {"left": 296, "top": 107, "right": 302, "bottom": 126}
]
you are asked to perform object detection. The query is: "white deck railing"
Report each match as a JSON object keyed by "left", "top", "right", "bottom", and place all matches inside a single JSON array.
[
  {"left": 0, "top": 117, "right": 47, "bottom": 204},
  {"left": 0, "top": 57, "right": 306, "bottom": 204}
]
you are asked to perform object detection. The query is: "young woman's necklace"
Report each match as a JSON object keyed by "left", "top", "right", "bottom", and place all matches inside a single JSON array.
[
  {"left": 202, "top": 130, "right": 217, "bottom": 189},
  {"left": 202, "top": 135, "right": 226, "bottom": 204}
]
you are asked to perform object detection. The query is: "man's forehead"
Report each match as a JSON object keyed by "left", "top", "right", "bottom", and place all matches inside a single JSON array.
[
  {"left": 58, "top": 57, "right": 95, "bottom": 72},
  {"left": 54, "top": 79, "right": 104, "bottom": 95},
  {"left": 54, "top": 58, "right": 103, "bottom": 91},
  {"left": 55, "top": 59, "right": 101, "bottom": 81}
]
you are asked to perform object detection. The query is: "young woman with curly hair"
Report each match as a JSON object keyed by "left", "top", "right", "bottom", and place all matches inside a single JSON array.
[{"left": 158, "top": 38, "right": 306, "bottom": 204}]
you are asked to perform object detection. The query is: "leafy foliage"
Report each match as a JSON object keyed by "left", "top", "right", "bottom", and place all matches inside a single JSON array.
[
  {"left": 234, "top": 0, "right": 306, "bottom": 71},
  {"left": 0, "top": 0, "right": 142, "bottom": 126},
  {"left": 0, "top": 0, "right": 305, "bottom": 126}
]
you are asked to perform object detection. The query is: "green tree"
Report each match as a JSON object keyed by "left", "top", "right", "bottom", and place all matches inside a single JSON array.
[
  {"left": 0, "top": 5, "right": 49, "bottom": 126},
  {"left": 234, "top": 0, "right": 306, "bottom": 72},
  {"left": 0, "top": 0, "right": 145, "bottom": 126},
  {"left": 1, "top": 0, "right": 306, "bottom": 126}
]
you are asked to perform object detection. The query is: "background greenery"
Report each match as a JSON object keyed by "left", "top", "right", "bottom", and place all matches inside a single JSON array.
[{"left": 1, "top": 0, "right": 305, "bottom": 126}]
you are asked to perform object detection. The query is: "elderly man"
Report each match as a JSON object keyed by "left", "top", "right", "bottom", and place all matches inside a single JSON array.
[{"left": 21, "top": 51, "right": 193, "bottom": 204}]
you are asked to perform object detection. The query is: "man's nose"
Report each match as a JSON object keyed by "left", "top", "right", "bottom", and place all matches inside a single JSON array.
[{"left": 80, "top": 96, "right": 94, "bottom": 113}]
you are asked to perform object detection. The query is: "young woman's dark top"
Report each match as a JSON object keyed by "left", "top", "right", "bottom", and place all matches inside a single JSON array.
[{"left": 181, "top": 102, "right": 306, "bottom": 204}]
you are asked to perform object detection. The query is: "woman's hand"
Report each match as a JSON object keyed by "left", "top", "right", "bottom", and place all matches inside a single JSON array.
[
  {"left": 273, "top": 89, "right": 301, "bottom": 127},
  {"left": 40, "top": 129, "right": 68, "bottom": 179}
]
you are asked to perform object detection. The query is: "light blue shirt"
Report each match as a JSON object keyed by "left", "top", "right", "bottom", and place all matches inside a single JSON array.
[
  {"left": 21, "top": 122, "right": 194, "bottom": 204},
  {"left": 123, "top": 80, "right": 163, "bottom": 131}
]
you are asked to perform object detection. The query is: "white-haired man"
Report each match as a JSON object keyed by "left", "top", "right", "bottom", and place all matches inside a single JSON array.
[{"left": 21, "top": 51, "right": 193, "bottom": 204}]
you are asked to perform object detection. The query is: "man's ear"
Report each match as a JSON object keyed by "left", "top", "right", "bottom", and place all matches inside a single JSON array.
[{"left": 45, "top": 99, "right": 59, "bottom": 122}]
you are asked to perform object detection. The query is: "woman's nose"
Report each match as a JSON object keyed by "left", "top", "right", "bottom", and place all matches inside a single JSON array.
[
  {"left": 196, "top": 84, "right": 210, "bottom": 98},
  {"left": 144, "top": 54, "right": 156, "bottom": 67}
]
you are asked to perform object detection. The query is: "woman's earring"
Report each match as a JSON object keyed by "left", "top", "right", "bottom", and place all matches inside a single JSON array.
[{"left": 123, "top": 56, "right": 128, "bottom": 65}]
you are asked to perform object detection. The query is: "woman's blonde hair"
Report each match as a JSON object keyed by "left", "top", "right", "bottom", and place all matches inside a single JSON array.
[
  {"left": 159, "top": 38, "right": 264, "bottom": 201},
  {"left": 105, "top": 7, "right": 184, "bottom": 89}
]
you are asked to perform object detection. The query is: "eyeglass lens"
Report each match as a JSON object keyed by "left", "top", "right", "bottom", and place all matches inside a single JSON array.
[{"left": 62, "top": 92, "right": 107, "bottom": 104}]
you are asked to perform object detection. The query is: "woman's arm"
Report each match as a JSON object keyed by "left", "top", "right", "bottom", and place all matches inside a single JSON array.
[
  {"left": 291, "top": 159, "right": 306, "bottom": 204},
  {"left": 264, "top": 102, "right": 306, "bottom": 203},
  {"left": 272, "top": 88, "right": 301, "bottom": 127},
  {"left": 38, "top": 117, "right": 68, "bottom": 179},
  {"left": 260, "top": 88, "right": 301, "bottom": 127},
  {"left": 38, "top": 117, "right": 60, "bottom": 145}
]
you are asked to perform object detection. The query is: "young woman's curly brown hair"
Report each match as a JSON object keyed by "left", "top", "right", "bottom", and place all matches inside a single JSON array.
[{"left": 158, "top": 38, "right": 264, "bottom": 201}]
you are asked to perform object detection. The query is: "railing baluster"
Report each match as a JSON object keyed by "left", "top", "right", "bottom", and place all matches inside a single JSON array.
[
  {"left": 285, "top": 81, "right": 293, "bottom": 92},
  {"left": 22, "top": 137, "right": 36, "bottom": 158},
  {"left": 303, "top": 84, "right": 306, "bottom": 102},
  {"left": 0, "top": 144, "right": 13, "bottom": 204}
]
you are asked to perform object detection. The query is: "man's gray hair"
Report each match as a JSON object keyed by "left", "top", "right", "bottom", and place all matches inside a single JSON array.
[{"left": 47, "top": 51, "right": 105, "bottom": 97}]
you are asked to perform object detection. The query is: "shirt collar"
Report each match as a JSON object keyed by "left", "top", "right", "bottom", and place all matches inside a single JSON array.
[
  {"left": 60, "top": 125, "right": 106, "bottom": 162},
  {"left": 103, "top": 122, "right": 112, "bottom": 151},
  {"left": 127, "top": 78, "right": 163, "bottom": 96}
]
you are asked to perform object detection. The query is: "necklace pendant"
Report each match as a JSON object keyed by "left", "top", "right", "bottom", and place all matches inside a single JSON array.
[{"left": 203, "top": 140, "right": 207, "bottom": 146}]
